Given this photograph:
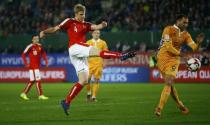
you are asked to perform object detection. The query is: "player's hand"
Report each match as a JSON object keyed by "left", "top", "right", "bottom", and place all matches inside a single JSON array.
[
  {"left": 39, "top": 31, "right": 45, "bottom": 38},
  {"left": 196, "top": 33, "right": 205, "bottom": 44},
  {"left": 101, "top": 21, "right": 107, "bottom": 28}
]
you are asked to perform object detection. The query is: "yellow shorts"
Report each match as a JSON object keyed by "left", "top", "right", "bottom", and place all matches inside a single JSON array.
[
  {"left": 157, "top": 58, "right": 180, "bottom": 78},
  {"left": 89, "top": 65, "right": 103, "bottom": 80}
]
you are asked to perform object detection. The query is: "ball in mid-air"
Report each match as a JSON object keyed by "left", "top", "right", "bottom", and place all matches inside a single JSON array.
[{"left": 187, "top": 58, "right": 201, "bottom": 72}]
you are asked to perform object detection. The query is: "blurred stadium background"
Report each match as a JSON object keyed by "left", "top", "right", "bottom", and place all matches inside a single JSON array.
[{"left": 0, "top": 0, "right": 210, "bottom": 125}]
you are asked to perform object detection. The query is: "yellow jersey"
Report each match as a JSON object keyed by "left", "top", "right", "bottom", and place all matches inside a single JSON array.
[
  {"left": 87, "top": 39, "right": 108, "bottom": 67},
  {"left": 157, "top": 24, "right": 198, "bottom": 63}
]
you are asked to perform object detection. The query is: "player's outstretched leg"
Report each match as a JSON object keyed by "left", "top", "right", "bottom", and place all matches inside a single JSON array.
[
  {"left": 178, "top": 101, "right": 189, "bottom": 115},
  {"left": 155, "top": 84, "right": 171, "bottom": 117},
  {"left": 171, "top": 86, "right": 189, "bottom": 115},
  {"left": 120, "top": 51, "right": 137, "bottom": 61},
  {"left": 61, "top": 83, "right": 83, "bottom": 115},
  {"left": 61, "top": 100, "right": 70, "bottom": 115},
  {"left": 99, "top": 50, "right": 136, "bottom": 61}
]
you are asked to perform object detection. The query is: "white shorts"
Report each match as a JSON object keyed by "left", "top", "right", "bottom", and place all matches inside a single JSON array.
[
  {"left": 29, "top": 69, "right": 41, "bottom": 81},
  {"left": 69, "top": 44, "right": 92, "bottom": 74}
]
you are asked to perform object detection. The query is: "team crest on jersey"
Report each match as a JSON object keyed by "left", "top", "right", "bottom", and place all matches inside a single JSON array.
[
  {"left": 164, "top": 34, "right": 170, "bottom": 42},
  {"left": 74, "top": 26, "right": 78, "bottom": 32},
  {"left": 171, "top": 65, "right": 176, "bottom": 71},
  {"left": 33, "top": 50, "right": 37, "bottom": 55},
  {"left": 73, "top": 23, "right": 78, "bottom": 32}
]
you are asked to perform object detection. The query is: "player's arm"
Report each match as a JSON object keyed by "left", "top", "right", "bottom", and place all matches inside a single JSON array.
[
  {"left": 165, "top": 41, "right": 180, "bottom": 56},
  {"left": 41, "top": 48, "right": 48, "bottom": 67},
  {"left": 22, "top": 44, "right": 31, "bottom": 67},
  {"left": 91, "top": 21, "right": 107, "bottom": 30},
  {"left": 162, "top": 27, "right": 180, "bottom": 56},
  {"left": 21, "top": 52, "right": 28, "bottom": 67},
  {"left": 40, "top": 18, "right": 71, "bottom": 38},
  {"left": 186, "top": 33, "right": 205, "bottom": 51},
  {"left": 102, "top": 41, "right": 109, "bottom": 67},
  {"left": 40, "top": 26, "right": 60, "bottom": 38}
]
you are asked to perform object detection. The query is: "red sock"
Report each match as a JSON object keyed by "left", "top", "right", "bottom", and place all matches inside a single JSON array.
[
  {"left": 99, "top": 50, "right": 121, "bottom": 59},
  {"left": 36, "top": 81, "right": 43, "bottom": 95},
  {"left": 23, "top": 82, "right": 34, "bottom": 94},
  {"left": 65, "top": 83, "right": 83, "bottom": 104}
]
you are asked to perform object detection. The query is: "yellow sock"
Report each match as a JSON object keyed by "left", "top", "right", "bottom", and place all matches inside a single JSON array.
[
  {"left": 171, "top": 85, "right": 184, "bottom": 107},
  {"left": 158, "top": 84, "right": 171, "bottom": 110},
  {"left": 92, "top": 83, "right": 99, "bottom": 98},
  {"left": 86, "top": 83, "right": 91, "bottom": 95}
]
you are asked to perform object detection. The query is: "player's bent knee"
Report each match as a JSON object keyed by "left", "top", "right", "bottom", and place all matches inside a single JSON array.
[{"left": 79, "top": 79, "right": 88, "bottom": 85}]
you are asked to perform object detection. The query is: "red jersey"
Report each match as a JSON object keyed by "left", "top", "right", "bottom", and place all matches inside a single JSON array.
[
  {"left": 22, "top": 43, "right": 48, "bottom": 69},
  {"left": 59, "top": 18, "right": 92, "bottom": 48}
]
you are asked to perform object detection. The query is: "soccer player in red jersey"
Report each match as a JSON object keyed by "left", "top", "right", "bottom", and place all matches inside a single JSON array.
[
  {"left": 40, "top": 4, "right": 135, "bottom": 115},
  {"left": 20, "top": 35, "right": 49, "bottom": 100}
]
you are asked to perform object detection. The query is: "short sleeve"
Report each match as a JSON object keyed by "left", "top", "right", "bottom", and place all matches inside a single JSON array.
[
  {"left": 185, "top": 32, "right": 195, "bottom": 45},
  {"left": 84, "top": 22, "right": 92, "bottom": 32},
  {"left": 162, "top": 26, "right": 171, "bottom": 42},
  {"left": 103, "top": 41, "right": 108, "bottom": 50},
  {"left": 23, "top": 44, "right": 33, "bottom": 54},
  {"left": 185, "top": 32, "right": 197, "bottom": 51},
  {"left": 41, "top": 46, "right": 46, "bottom": 53},
  {"left": 59, "top": 18, "right": 72, "bottom": 30}
]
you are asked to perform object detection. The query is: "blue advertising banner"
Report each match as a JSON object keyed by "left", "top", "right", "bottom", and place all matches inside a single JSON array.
[
  {"left": 0, "top": 54, "right": 71, "bottom": 67},
  {"left": 0, "top": 54, "right": 79, "bottom": 82},
  {"left": 0, "top": 54, "right": 24, "bottom": 67},
  {"left": 100, "top": 66, "right": 150, "bottom": 83},
  {"left": 0, "top": 54, "right": 150, "bottom": 83}
]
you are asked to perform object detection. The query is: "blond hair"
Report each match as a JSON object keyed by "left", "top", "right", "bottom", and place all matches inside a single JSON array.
[{"left": 74, "top": 4, "right": 86, "bottom": 14}]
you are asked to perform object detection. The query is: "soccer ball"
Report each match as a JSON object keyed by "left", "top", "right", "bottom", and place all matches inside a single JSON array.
[{"left": 186, "top": 58, "right": 201, "bottom": 72}]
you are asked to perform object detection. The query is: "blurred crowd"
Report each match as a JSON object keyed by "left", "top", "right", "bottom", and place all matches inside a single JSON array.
[{"left": 0, "top": 0, "right": 210, "bottom": 36}]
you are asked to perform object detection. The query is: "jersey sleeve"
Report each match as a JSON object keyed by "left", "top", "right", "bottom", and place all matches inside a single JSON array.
[
  {"left": 102, "top": 41, "right": 108, "bottom": 51},
  {"left": 162, "top": 26, "right": 171, "bottom": 42},
  {"left": 41, "top": 47, "right": 48, "bottom": 66},
  {"left": 21, "top": 52, "right": 28, "bottom": 66},
  {"left": 85, "top": 22, "right": 92, "bottom": 32},
  {"left": 22, "top": 44, "right": 32, "bottom": 66},
  {"left": 185, "top": 32, "right": 198, "bottom": 51},
  {"left": 59, "top": 18, "right": 72, "bottom": 30},
  {"left": 162, "top": 27, "right": 180, "bottom": 56}
]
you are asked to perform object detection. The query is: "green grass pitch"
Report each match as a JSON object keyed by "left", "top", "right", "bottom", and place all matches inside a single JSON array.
[{"left": 0, "top": 83, "right": 210, "bottom": 125}]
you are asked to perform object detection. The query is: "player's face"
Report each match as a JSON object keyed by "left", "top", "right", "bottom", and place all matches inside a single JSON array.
[
  {"left": 75, "top": 11, "right": 85, "bottom": 22},
  {"left": 178, "top": 18, "right": 189, "bottom": 31},
  {"left": 92, "top": 30, "right": 100, "bottom": 39},
  {"left": 32, "top": 36, "right": 39, "bottom": 43}
]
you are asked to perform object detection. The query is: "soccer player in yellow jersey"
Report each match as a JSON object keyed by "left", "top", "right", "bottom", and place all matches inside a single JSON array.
[
  {"left": 155, "top": 14, "right": 205, "bottom": 116},
  {"left": 86, "top": 30, "right": 108, "bottom": 102}
]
